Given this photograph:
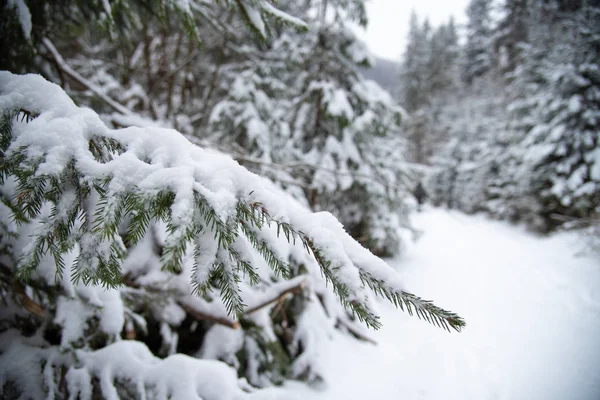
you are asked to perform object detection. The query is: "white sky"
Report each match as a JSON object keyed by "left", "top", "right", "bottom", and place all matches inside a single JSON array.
[{"left": 357, "top": 0, "right": 471, "bottom": 61}]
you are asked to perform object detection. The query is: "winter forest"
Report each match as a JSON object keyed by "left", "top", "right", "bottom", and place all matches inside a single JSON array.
[{"left": 0, "top": 0, "right": 599, "bottom": 399}]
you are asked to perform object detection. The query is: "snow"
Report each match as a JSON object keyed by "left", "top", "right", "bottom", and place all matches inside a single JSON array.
[
  {"left": 0, "top": 331, "right": 52, "bottom": 400},
  {"left": 241, "top": 2, "right": 266, "bottom": 38},
  {"left": 54, "top": 297, "right": 93, "bottom": 348},
  {"left": 325, "top": 89, "right": 354, "bottom": 120},
  {"left": 7, "top": 0, "right": 32, "bottom": 40},
  {"left": 97, "top": 289, "right": 126, "bottom": 335},
  {"left": 567, "top": 165, "right": 587, "bottom": 190},
  {"left": 237, "top": 0, "right": 309, "bottom": 39},
  {"left": 283, "top": 209, "right": 600, "bottom": 400},
  {"left": 0, "top": 72, "right": 427, "bottom": 395},
  {"left": 74, "top": 341, "right": 249, "bottom": 400},
  {"left": 199, "top": 324, "right": 244, "bottom": 366},
  {"left": 588, "top": 148, "right": 600, "bottom": 181},
  {"left": 261, "top": 1, "right": 308, "bottom": 30},
  {"left": 568, "top": 94, "right": 583, "bottom": 113},
  {"left": 101, "top": 0, "right": 112, "bottom": 19}
]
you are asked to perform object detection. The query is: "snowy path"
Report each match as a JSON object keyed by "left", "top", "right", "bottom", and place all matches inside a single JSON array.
[{"left": 286, "top": 208, "right": 600, "bottom": 400}]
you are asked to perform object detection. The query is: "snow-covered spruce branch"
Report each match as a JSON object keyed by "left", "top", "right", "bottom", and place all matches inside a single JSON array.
[
  {"left": 358, "top": 271, "right": 464, "bottom": 332},
  {"left": 0, "top": 72, "right": 464, "bottom": 332},
  {"left": 126, "top": 275, "right": 307, "bottom": 329},
  {"left": 238, "top": 202, "right": 464, "bottom": 331}
]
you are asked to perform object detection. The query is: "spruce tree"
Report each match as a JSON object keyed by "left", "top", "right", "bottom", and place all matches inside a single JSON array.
[
  {"left": 428, "top": 0, "right": 600, "bottom": 233},
  {"left": 506, "top": 0, "right": 600, "bottom": 230},
  {"left": 0, "top": 1, "right": 466, "bottom": 398},
  {"left": 398, "top": 15, "right": 461, "bottom": 165},
  {"left": 0, "top": 71, "right": 465, "bottom": 398},
  {"left": 495, "top": 0, "right": 529, "bottom": 73},
  {"left": 463, "top": 0, "right": 494, "bottom": 85},
  {"left": 223, "top": 0, "right": 416, "bottom": 256}
]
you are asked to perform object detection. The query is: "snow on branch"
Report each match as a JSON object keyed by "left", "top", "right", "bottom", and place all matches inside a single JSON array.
[
  {"left": 6, "top": 0, "right": 32, "bottom": 40},
  {"left": 42, "top": 38, "right": 132, "bottom": 116},
  {"left": 233, "top": 0, "right": 308, "bottom": 40},
  {"left": 0, "top": 72, "right": 465, "bottom": 332}
]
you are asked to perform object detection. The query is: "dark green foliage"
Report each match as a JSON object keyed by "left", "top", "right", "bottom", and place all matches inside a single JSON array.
[{"left": 359, "top": 270, "right": 465, "bottom": 332}]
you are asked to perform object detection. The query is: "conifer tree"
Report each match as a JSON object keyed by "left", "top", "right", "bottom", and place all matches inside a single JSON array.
[
  {"left": 495, "top": 0, "right": 529, "bottom": 73},
  {"left": 463, "top": 0, "right": 494, "bottom": 85},
  {"left": 0, "top": 71, "right": 465, "bottom": 398},
  {"left": 398, "top": 14, "right": 461, "bottom": 165},
  {"left": 211, "top": 0, "right": 416, "bottom": 256},
  {"left": 428, "top": 0, "right": 600, "bottom": 233},
  {"left": 399, "top": 12, "right": 432, "bottom": 114},
  {"left": 0, "top": 1, "right": 466, "bottom": 398},
  {"left": 505, "top": 0, "right": 600, "bottom": 230}
]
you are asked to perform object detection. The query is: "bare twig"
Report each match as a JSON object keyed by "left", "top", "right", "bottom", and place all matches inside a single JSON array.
[
  {"left": 0, "top": 263, "right": 46, "bottom": 317},
  {"left": 179, "top": 302, "right": 239, "bottom": 329},
  {"left": 187, "top": 137, "right": 412, "bottom": 192},
  {"left": 123, "top": 272, "right": 306, "bottom": 329},
  {"left": 42, "top": 38, "right": 132, "bottom": 116},
  {"left": 246, "top": 280, "right": 306, "bottom": 314},
  {"left": 122, "top": 274, "right": 239, "bottom": 329}
]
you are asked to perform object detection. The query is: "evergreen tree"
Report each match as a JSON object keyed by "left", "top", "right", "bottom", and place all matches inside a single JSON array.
[
  {"left": 0, "top": 71, "right": 464, "bottom": 399},
  {"left": 0, "top": 1, "right": 466, "bottom": 398},
  {"left": 506, "top": 0, "right": 600, "bottom": 230},
  {"left": 398, "top": 14, "right": 461, "bottom": 165},
  {"left": 463, "top": 0, "right": 494, "bottom": 85},
  {"left": 428, "top": 0, "right": 600, "bottom": 233},
  {"left": 399, "top": 12, "right": 432, "bottom": 114},
  {"left": 495, "top": 0, "right": 529, "bottom": 73},
  {"left": 210, "top": 0, "right": 415, "bottom": 256}
]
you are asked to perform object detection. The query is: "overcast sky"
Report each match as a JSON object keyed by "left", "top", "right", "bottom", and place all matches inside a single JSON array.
[{"left": 357, "top": 0, "right": 471, "bottom": 61}]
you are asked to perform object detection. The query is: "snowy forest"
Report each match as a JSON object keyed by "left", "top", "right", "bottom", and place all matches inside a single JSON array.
[
  {"left": 0, "top": 0, "right": 599, "bottom": 399},
  {"left": 400, "top": 0, "right": 600, "bottom": 233}
]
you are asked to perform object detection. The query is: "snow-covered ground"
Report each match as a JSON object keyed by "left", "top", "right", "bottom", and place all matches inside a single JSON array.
[{"left": 284, "top": 208, "right": 600, "bottom": 400}]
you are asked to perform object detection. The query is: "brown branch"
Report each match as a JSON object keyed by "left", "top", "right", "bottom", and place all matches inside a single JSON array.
[
  {"left": 246, "top": 280, "right": 306, "bottom": 314},
  {"left": 122, "top": 273, "right": 306, "bottom": 329},
  {"left": 122, "top": 274, "right": 239, "bottom": 329},
  {"left": 179, "top": 302, "right": 239, "bottom": 329},
  {"left": 41, "top": 38, "right": 132, "bottom": 116},
  {"left": 0, "top": 263, "right": 46, "bottom": 317},
  {"left": 149, "top": 278, "right": 305, "bottom": 329},
  {"left": 13, "top": 281, "right": 45, "bottom": 317}
]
